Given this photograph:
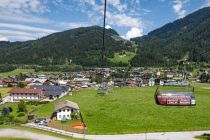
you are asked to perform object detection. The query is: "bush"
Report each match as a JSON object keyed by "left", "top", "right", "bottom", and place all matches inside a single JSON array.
[
  {"left": 14, "top": 117, "right": 28, "bottom": 124},
  {"left": 17, "top": 100, "right": 27, "bottom": 113},
  {"left": 17, "top": 112, "right": 25, "bottom": 117}
]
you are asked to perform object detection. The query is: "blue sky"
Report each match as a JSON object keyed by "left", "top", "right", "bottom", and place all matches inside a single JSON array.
[{"left": 0, "top": 0, "right": 209, "bottom": 41}]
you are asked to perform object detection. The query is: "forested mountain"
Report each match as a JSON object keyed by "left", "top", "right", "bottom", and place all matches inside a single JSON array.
[
  {"left": 0, "top": 26, "right": 132, "bottom": 66},
  {"left": 131, "top": 7, "right": 210, "bottom": 67}
]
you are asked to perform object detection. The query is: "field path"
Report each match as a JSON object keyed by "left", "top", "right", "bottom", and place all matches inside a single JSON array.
[
  {"left": 0, "top": 128, "right": 64, "bottom": 140},
  {"left": 25, "top": 123, "right": 210, "bottom": 140}
]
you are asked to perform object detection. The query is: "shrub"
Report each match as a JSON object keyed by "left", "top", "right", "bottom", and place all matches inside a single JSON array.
[
  {"left": 17, "top": 112, "right": 25, "bottom": 117},
  {"left": 17, "top": 100, "right": 27, "bottom": 113},
  {"left": 14, "top": 117, "right": 28, "bottom": 124}
]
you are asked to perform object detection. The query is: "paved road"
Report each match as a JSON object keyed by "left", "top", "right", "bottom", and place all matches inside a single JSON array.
[
  {"left": 25, "top": 123, "right": 210, "bottom": 140},
  {"left": 0, "top": 96, "right": 11, "bottom": 105},
  {"left": 0, "top": 128, "right": 64, "bottom": 140}
]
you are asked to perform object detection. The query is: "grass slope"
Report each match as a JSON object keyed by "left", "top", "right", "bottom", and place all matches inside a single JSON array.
[
  {"left": 110, "top": 52, "right": 136, "bottom": 64},
  {"left": 0, "top": 69, "right": 34, "bottom": 77},
  {"left": 0, "top": 69, "right": 60, "bottom": 77},
  {"left": 0, "top": 88, "right": 11, "bottom": 97},
  {"left": 31, "top": 83, "right": 210, "bottom": 134},
  {"left": 1, "top": 83, "right": 210, "bottom": 134}
]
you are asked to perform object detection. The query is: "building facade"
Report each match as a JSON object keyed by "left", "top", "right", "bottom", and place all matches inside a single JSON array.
[{"left": 9, "top": 88, "right": 43, "bottom": 102}]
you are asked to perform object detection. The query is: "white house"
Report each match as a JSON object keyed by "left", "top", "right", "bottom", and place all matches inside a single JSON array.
[
  {"left": 149, "top": 77, "right": 155, "bottom": 86},
  {"left": 25, "top": 78, "right": 48, "bottom": 86},
  {"left": 9, "top": 88, "right": 43, "bottom": 102},
  {"left": 54, "top": 100, "right": 80, "bottom": 121}
]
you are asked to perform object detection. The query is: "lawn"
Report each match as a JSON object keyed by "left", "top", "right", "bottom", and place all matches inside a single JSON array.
[
  {"left": 109, "top": 51, "right": 136, "bottom": 64},
  {"left": 1, "top": 83, "right": 210, "bottom": 134},
  {"left": 30, "top": 83, "right": 210, "bottom": 134},
  {"left": 0, "top": 69, "right": 60, "bottom": 77},
  {"left": 0, "top": 88, "right": 11, "bottom": 97},
  {"left": 0, "top": 125, "right": 79, "bottom": 140},
  {"left": 0, "top": 69, "right": 35, "bottom": 77}
]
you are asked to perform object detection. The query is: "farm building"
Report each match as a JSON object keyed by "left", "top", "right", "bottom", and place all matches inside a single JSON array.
[
  {"left": 9, "top": 88, "right": 43, "bottom": 102},
  {"left": 155, "top": 90, "right": 196, "bottom": 106},
  {"left": 54, "top": 100, "right": 80, "bottom": 121}
]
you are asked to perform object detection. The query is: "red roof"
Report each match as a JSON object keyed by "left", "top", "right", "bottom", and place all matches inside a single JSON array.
[{"left": 9, "top": 88, "right": 42, "bottom": 94}]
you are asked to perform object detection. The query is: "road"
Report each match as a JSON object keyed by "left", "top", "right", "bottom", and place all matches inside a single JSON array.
[
  {"left": 25, "top": 123, "right": 210, "bottom": 140},
  {"left": 0, "top": 128, "right": 64, "bottom": 140},
  {"left": 0, "top": 96, "right": 11, "bottom": 105}
]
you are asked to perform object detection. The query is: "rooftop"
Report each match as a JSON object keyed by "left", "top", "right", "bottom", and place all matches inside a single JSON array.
[
  {"left": 9, "top": 88, "right": 42, "bottom": 94},
  {"left": 55, "top": 100, "right": 80, "bottom": 111}
]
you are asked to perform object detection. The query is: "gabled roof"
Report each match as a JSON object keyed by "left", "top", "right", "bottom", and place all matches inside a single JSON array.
[
  {"left": 55, "top": 100, "right": 79, "bottom": 111},
  {"left": 9, "top": 88, "right": 42, "bottom": 94},
  {"left": 30, "top": 85, "right": 70, "bottom": 96}
]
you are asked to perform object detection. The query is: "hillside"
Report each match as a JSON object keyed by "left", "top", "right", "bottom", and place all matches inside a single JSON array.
[
  {"left": 131, "top": 7, "right": 210, "bottom": 67},
  {"left": 0, "top": 26, "right": 133, "bottom": 66}
]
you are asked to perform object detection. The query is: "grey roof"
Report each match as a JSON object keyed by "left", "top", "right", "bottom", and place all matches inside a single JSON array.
[
  {"left": 157, "top": 90, "right": 195, "bottom": 98},
  {"left": 55, "top": 100, "right": 79, "bottom": 111},
  {"left": 30, "top": 85, "right": 70, "bottom": 96}
]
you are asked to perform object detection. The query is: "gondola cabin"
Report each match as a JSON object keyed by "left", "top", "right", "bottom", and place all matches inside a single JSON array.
[{"left": 156, "top": 90, "right": 196, "bottom": 106}]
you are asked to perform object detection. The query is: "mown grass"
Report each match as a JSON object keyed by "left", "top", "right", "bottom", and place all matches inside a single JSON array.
[
  {"left": 0, "top": 69, "right": 35, "bottom": 77},
  {"left": 0, "top": 88, "right": 11, "bottom": 97},
  {"left": 0, "top": 69, "right": 60, "bottom": 77},
  {"left": 109, "top": 52, "right": 136, "bottom": 64},
  {"left": 30, "top": 83, "right": 210, "bottom": 134},
  {"left": 0, "top": 125, "right": 79, "bottom": 140},
  {"left": 1, "top": 83, "right": 210, "bottom": 134}
]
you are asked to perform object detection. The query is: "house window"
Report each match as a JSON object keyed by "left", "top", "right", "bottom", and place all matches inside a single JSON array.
[
  {"left": 63, "top": 109, "right": 65, "bottom": 112},
  {"left": 59, "top": 115, "right": 61, "bottom": 118},
  {"left": 59, "top": 109, "right": 61, "bottom": 112},
  {"left": 67, "top": 115, "right": 69, "bottom": 117},
  {"left": 67, "top": 109, "right": 70, "bottom": 112},
  {"left": 71, "top": 109, "right": 73, "bottom": 112}
]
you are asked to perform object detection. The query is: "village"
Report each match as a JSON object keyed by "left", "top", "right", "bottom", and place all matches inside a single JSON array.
[{"left": 0, "top": 67, "right": 209, "bottom": 135}]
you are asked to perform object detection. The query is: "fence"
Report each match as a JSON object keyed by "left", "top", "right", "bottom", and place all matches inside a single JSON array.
[{"left": 47, "top": 121, "right": 87, "bottom": 134}]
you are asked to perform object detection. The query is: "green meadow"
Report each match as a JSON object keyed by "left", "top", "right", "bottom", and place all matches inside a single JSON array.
[{"left": 1, "top": 83, "right": 210, "bottom": 134}]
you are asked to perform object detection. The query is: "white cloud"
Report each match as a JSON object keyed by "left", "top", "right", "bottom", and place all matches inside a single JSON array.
[
  {"left": 3, "top": 35, "right": 35, "bottom": 41},
  {"left": 201, "top": 0, "right": 210, "bottom": 7},
  {"left": 0, "top": 36, "right": 9, "bottom": 41},
  {"left": 173, "top": 0, "right": 189, "bottom": 18},
  {"left": 59, "top": 22, "right": 92, "bottom": 29},
  {"left": 105, "top": 25, "right": 112, "bottom": 29},
  {"left": 0, "top": 0, "right": 51, "bottom": 23},
  {"left": 107, "top": 12, "right": 143, "bottom": 28},
  {"left": 75, "top": 0, "right": 145, "bottom": 29},
  {"left": 0, "top": 23, "right": 57, "bottom": 33},
  {"left": 0, "top": 30, "right": 40, "bottom": 38},
  {"left": 122, "top": 27, "right": 143, "bottom": 40}
]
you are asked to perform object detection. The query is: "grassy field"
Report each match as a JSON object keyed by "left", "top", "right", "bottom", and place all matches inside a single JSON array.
[
  {"left": 29, "top": 83, "right": 210, "bottom": 134},
  {"left": 0, "top": 125, "right": 79, "bottom": 140},
  {"left": 1, "top": 83, "right": 210, "bottom": 134},
  {"left": 0, "top": 102, "right": 44, "bottom": 117},
  {"left": 0, "top": 88, "right": 11, "bottom": 97},
  {"left": 110, "top": 52, "right": 136, "bottom": 64},
  {"left": 0, "top": 69, "right": 60, "bottom": 77}
]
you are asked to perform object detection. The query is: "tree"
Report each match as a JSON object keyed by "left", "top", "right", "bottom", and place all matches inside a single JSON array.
[
  {"left": 18, "top": 82, "right": 26, "bottom": 88},
  {"left": 18, "top": 100, "right": 27, "bottom": 112},
  {"left": 0, "top": 93, "right": 2, "bottom": 102},
  {"left": 2, "top": 107, "right": 10, "bottom": 116}
]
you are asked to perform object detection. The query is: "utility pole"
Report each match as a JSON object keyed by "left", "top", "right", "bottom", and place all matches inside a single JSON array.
[{"left": 102, "top": 0, "right": 107, "bottom": 67}]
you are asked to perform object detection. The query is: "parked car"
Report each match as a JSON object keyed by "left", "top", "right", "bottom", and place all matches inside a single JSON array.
[{"left": 34, "top": 118, "right": 46, "bottom": 124}]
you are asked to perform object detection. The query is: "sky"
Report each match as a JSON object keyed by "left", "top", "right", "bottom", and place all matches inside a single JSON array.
[{"left": 0, "top": 0, "right": 209, "bottom": 42}]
